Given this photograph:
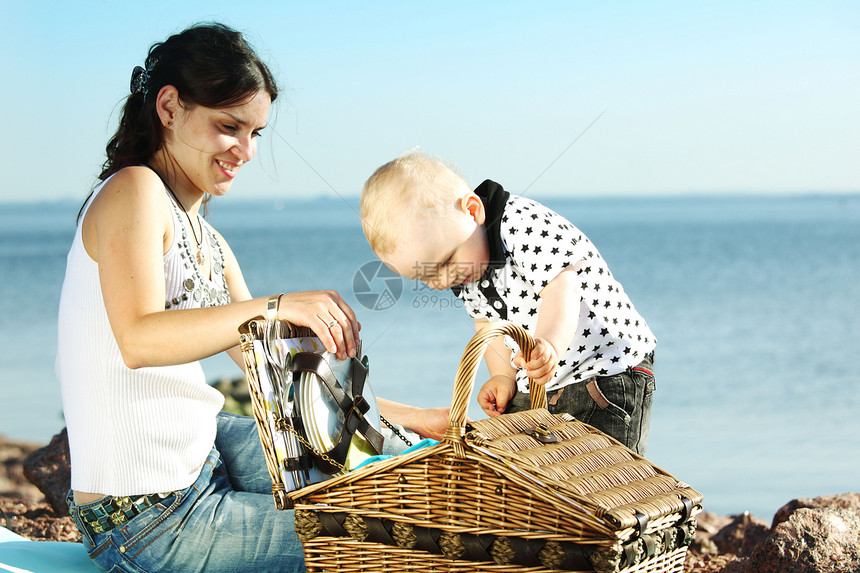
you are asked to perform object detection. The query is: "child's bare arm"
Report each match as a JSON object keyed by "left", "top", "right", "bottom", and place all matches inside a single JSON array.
[
  {"left": 514, "top": 267, "right": 581, "bottom": 385},
  {"left": 476, "top": 319, "right": 518, "bottom": 415}
]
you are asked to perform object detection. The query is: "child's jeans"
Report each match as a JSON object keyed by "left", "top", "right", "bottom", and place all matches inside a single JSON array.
[
  {"left": 510, "top": 352, "right": 655, "bottom": 455},
  {"left": 68, "top": 412, "right": 306, "bottom": 573}
]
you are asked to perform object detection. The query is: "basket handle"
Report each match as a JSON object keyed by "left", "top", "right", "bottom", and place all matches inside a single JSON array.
[{"left": 444, "top": 321, "right": 548, "bottom": 451}]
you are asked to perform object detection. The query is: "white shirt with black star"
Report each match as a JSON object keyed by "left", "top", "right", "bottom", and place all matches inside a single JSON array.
[{"left": 455, "top": 194, "right": 656, "bottom": 393}]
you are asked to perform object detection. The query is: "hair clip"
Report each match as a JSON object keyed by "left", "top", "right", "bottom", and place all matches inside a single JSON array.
[{"left": 130, "top": 65, "right": 149, "bottom": 99}]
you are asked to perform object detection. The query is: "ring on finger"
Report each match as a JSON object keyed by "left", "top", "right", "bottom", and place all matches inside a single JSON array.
[{"left": 327, "top": 320, "right": 337, "bottom": 329}]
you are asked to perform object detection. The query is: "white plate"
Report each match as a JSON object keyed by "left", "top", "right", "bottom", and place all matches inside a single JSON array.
[{"left": 298, "top": 352, "right": 382, "bottom": 472}]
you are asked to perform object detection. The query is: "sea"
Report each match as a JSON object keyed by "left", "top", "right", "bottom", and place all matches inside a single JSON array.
[{"left": 1, "top": 193, "right": 858, "bottom": 522}]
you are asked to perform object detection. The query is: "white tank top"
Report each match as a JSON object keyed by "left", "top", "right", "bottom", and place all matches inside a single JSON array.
[{"left": 56, "top": 177, "right": 230, "bottom": 496}]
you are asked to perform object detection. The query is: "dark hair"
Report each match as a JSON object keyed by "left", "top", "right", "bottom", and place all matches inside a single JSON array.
[
  {"left": 77, "top": 23, "right": 278, "bottom": 220},
  {"left": 100, "top": 22, "right": 278, "bottom": 181}
]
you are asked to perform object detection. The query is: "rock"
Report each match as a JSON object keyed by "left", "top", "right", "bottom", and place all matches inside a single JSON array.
[
  {"left": 214, "top": 376, "right": 254, "bottom": 417},
  {"left": 692, "top": 511, "right": 733, "bottom": 556},
  {"left": 739, "top": 520, "right": 770, "bottom": 557},
  {"left": 0, "top": 435, "right": 44, "bottom": 505},
  {"left": 772, "top": 493, "right": 860, "bottom": 529},
  {"left": 711, "top": 511, "right": 769, "bottom": 556},
  {"left": 22, "top": 428, "right": 71, "bottom": 516},
  {"left": 0, "top": 496, "right": 80, "bottom": 542},
  {"left": 724, "top": 507, "right": 860, "bottom": 573}
]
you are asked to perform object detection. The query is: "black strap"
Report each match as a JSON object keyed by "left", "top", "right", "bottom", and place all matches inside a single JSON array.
[{"left": 292, "top": 352, "right": 384, "bottom": 472}]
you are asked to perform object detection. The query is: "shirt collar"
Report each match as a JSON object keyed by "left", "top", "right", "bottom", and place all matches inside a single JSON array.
[{"left": 451, "top": 180, "right": 510, "bottom": 296}]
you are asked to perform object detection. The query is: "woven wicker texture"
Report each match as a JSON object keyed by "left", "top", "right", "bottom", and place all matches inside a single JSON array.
[
  {"left": 242, "top": 320, "right": 702, "bottom": 572},
  {"left": 239, "top": 318, "right": 316, "bottom": 509},
  {"left": 299, "top": 538, "right": 687, "bottom": 573}
]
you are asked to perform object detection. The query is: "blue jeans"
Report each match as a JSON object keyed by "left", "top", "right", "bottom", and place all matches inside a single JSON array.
[
  {"left": 68, "top": 412, "right": 306, "bottom": 573},
  {"left": 510, "top": 353, "right": 656, "bottom": 455}
]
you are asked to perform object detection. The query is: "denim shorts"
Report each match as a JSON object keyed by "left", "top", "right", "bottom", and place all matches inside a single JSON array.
[
  {"left": 68, "top": 412, "right": 306, "bottom": 573},
  {"left": 510, "top": 353, "right": 656, "bottom": 455}
]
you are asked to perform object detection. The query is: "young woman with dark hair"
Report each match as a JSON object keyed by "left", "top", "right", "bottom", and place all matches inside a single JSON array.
[{"left": 57, "top": 23, "right": 447, "bottom": 572}]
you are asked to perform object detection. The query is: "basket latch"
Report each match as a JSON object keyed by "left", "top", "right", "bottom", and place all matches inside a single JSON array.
[{"left": 528, "top": 423, "right": 559, "bottom": 444}]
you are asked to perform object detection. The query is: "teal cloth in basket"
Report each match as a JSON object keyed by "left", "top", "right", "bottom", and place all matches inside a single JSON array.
[
  {"left": 0, "top": 526, "right": 98, "bottom": 573},
  {"left": 353, "top": 438, "right": 439, "bottom": 470}
]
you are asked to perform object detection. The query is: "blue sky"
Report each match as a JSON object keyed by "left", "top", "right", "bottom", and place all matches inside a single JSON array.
[{"left": 1, "top": 0, "right": 858, "bottom": 203}]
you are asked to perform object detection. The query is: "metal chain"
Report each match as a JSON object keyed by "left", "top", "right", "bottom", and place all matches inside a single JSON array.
[
  {"left": 381, "top": 415, "right": 413, "bottom": 448},
  {"left": 279, "top": 418, "right": 345, "bottom": 473}
]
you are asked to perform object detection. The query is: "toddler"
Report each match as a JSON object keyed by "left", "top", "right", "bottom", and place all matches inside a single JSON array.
[{"left": 360, "top": 152, "right": 656, "bottom": 454}]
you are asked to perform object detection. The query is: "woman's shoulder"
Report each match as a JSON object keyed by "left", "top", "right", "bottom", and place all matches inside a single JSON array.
[
  {"left": 84, "top": 167, "right": 172, "bottom": 232},
  {"left": 93, "top": 167, "right": 168, "bottom": 210}
]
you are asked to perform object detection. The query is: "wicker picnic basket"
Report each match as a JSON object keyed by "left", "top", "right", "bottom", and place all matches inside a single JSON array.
[{"left": 241, "top": 319, "right": 702, "bottom": 572}]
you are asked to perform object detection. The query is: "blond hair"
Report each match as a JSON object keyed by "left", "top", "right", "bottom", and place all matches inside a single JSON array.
[{"left": 361, "top": 152, "right": 470, "bottom": 256}]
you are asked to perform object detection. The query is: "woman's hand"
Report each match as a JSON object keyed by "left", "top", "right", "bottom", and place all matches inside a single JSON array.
[{"left": 276, "top": 290, "right": 361, "bottom": 360}]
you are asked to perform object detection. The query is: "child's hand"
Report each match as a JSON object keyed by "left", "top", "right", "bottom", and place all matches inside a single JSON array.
[
  {"left": 513, "top": 337, "right": 559, "bottom": 386},
  {"left": 477, "top": 375, "right": 516, "bottom": 417}
]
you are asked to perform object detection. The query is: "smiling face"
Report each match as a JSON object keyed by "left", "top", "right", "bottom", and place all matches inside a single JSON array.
[
  {"left": 383, "top": 195, "right": 491, "bottom": 290},
  {"left": 157, "top": 88, "right": 271, "bottom": 201}
]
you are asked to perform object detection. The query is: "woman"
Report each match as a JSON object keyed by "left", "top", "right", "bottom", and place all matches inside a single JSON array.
[{"left": 57, "top": 23, "right": 447, "bottom": 572}]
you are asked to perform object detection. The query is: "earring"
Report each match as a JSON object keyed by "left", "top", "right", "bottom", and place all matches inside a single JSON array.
[{"left": 165, "top": 121, "right": 172, "bottom": 128}]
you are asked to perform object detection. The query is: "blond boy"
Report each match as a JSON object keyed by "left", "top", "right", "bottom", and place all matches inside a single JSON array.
[{"left": 361, "top": 152, "right": 656, "bottom": 454}]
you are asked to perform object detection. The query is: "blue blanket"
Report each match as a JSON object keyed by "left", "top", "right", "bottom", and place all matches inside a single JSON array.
[{"left": 0, "top": 526, "right": 97, "bottom": 572}]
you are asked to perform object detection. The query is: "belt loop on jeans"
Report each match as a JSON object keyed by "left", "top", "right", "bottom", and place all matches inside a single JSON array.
[{"left": 586, "top": 380, "right": 611, "bottom": 409}]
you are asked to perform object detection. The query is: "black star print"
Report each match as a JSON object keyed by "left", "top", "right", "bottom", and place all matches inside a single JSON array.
[
  {"left": 582, "top": 329, "right": 591, "bottom": 337},
  {"left": 540, "top": 230, "right": 549, "bottom": 238},
  {"left": 533, "top": 246, "right": 541, "bottom": 254},
  {"left": 525, "top": 227, "right": 533, "bottom": 235},
  {"left": 511, "top": 306, "right": 519, "bottom": 313}
]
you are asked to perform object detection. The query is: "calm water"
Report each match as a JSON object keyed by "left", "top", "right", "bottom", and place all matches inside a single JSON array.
[{"left": 1, "top": 193, "right": 858, "bottom": 521}]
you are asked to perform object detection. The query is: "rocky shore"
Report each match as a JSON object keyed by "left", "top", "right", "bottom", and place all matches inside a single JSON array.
[{"left": 3, "top": 411, "right": 859, "bottom": 572}]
